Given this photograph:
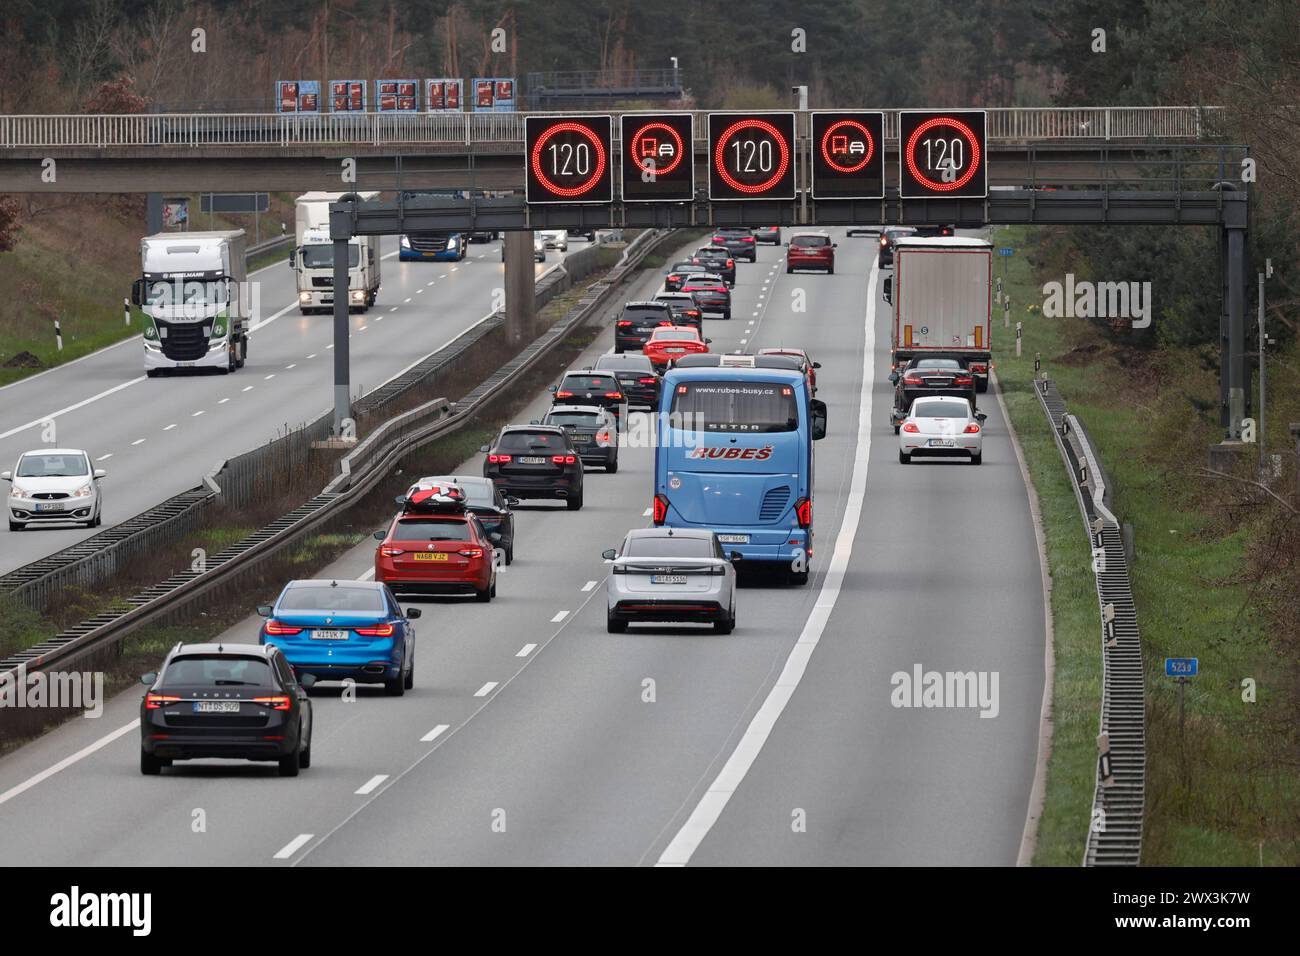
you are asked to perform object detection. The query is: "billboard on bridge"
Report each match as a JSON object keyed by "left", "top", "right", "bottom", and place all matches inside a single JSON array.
[
  {"left": 376, "top": 79, "right": 419, "bottom": 113},
  {"left": 275, "top": 81, "right": 320, "bottom": 113},
  {"left": 425, "top": 79, "right": 463, "bottom": 112},
  {"left": 473, "top": 78, "right": 516, "bottom": 112},
  {"left": 330, "top": 80, "right": 367, "bottom": 113}
]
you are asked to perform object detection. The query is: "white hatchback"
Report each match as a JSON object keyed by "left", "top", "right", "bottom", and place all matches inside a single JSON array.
[
  {"left": 3, "top": 448, "right": 106, "bottom": 530},
  {"left": 898, "top": 397, "right": 986, "bottom": 465}
]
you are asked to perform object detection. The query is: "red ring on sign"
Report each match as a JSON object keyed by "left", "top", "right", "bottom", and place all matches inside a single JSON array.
[
  {"left": 820, "top": 119, "right": 875, "bottom": 173},
  {"left": 630, "top": 122, "right": 685, "bottom": 176},
  {"left": 530, "top": 122, "right": 608, "bottom": 198},
  {"left": 904, "top": 116, "right": 981, "bottom": 192},
  {"left": 713, "top": 118, "right": 790, "bottom": 194}
]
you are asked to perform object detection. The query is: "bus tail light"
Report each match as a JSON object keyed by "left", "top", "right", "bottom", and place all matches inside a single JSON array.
[
  {"left": 652, "top": 494, "right": 669, "bottom": 525},
  {"left": 794, "top": 497, "right": 812, "bottom": 529}
]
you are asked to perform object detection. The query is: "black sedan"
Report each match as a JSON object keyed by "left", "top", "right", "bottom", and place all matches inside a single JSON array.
[
  {"left": 420, "top": 474, "right": 518, "bottom": 564},
  {"left": 890, "top": 357, "right": 977, "bottom": 431},
  {"left": 691, "top": 246, "right": 736, "bottom": 285},
  {"left": 482, "top": 425, "right": 585, "bottom": 510},
  {"left": 711, "top": 226, "right": 758, "bottom": 262},
  {"left": 140, "top": 643, "right": 313, "bottom": 777}
]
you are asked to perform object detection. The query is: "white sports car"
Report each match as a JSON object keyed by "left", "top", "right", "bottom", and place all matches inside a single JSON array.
[{"left": 898, "top": 397, "right": 986, "bottom": 465}]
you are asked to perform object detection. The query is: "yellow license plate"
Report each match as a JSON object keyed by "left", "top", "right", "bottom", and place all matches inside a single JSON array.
[{"left": 413, "top": 552, "right": 449, "bottom": 561}]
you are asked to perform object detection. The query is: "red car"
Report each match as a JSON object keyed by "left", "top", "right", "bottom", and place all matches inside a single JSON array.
[
  {"left": 757, "top": 347, "right": 821, "bottom": 394},
  {"left": 786, "top": 231, "right": 836, "bottom": 274},
  {"left": 374, "top": 484, "right": 498, "bottom": 602},
  {"left": 642, "top": 325, "right": 710, "bottom": 370}
]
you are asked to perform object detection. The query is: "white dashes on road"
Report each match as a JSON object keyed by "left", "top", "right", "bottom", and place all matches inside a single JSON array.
[
  {"left": 473, "top": 682, "right": 498, "bottom": 698},
  {"left": 516, "top": 643, "right": 537, "bottom": 657},
  {"left": 355, "top": 774, "right": 388, "bottom": 796},
  {"left": 550, "top": 611, "right": 568, "bottom": 623},
  {"left": 421, "top": 724, "right": 450, "bottom": 743},
  {"left": 581, "top": 580, "right": 597, "bottom": 592},
  {"left": 274, "top": 834, "right": 313, "bottom": 860}
]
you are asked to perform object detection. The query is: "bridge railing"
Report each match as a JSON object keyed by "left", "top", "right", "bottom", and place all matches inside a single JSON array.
[{"left": 0, "top": 107, "right": 1225, "bottom": 149}]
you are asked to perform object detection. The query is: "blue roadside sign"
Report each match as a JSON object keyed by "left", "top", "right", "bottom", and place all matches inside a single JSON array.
[
  {"left": 999, "top": 247, "right": 1014, "bottom": 256},
  {"left": 1165, "top": 657, "right": 1198, "bottom": 677}
]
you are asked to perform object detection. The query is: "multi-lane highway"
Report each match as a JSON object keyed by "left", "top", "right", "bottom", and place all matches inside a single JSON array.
[
  {"left": 0, "top": 230, "right": 1047, "bottom": 865},
  {"left": 0, "top": 239, "right": 584, "bottom": 576}
]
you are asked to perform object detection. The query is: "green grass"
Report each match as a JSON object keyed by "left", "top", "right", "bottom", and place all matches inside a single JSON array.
[{"left": 995, "top": 225, "right": 1300, "bottom": 866}]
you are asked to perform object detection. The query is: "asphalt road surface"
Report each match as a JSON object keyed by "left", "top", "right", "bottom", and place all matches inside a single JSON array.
[
  {"left": 0, "top": 237, "right": 586, "bottom": 575},
  {"left": 0, "top": 230, "right": 1047, "bottom": 865}
]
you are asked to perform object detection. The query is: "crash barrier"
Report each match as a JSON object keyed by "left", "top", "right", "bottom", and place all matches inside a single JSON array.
[{"left": 1036, "top": 376, "right": 1145, "bottom": 866}]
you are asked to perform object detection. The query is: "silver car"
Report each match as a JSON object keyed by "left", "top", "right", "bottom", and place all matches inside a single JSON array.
[
  {"left": 3, "top": 448, "right": 106, "bottom": 531},
  {"left": 602, "top": 528, "right": 738, "bottom": 634}
]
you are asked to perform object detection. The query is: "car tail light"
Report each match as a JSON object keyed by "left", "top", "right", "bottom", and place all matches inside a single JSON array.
[
  {"left": 652, "top": 494, "right": 668, "bottom": 525},
  {"left": 794, "top": 497, "right": 812, "bottom": 529},
  {"left": 555, "top": 390, "right": 574, "bottom": 398},
  {"left": 617, "top": 320, "right": 632, "bottom": 328},
  {"left": 725, "top": 259, "right": 734, "bottom": 268},
  {"left": 604, "top": 391, "right": 623, "bottom": 399},
  {"left": 638, "top": 377, "right": 657, "bottom": 384},
  {"left": 970, "top": 363, "right": 987, "bottom": 373},
  {"left": 880, "top": 236, "right": 888, "bottom": 246},
  {"left": 380, "top": 547, "right": 403, "bottom": 557},
  {"left": 743, "top": 237, "right": 754, "bottom": 243},
  {"left": 488, "top": 453, "right": 512, "bottom": 463},
  {"left": 355, "top": 623, "right": 395, "bottom": 637},
  {"left": 596, "top": 429, "right": 610, "bottom": 443},
  {"left": 902, "top": 422, "right": 920, "bottom": 433},
  {"left": 144, "top": 693, "right": 180, "bottom": 709},
  {"left": 903, "top": 373, "right": 924, "bottom": 385},
  {"left": 265, "top": 620, "right": 303, "bottom": 635},
  {"left": 551, "top": 454, "right": 577, "bottom": 464},
  {"left": 955, "top": 376, "right": 973, "bottom": 386},
  {"left": 458, "top": 548, "right": 484, "bottom": 559},
  {"left": 251, "top": 695, "right": 291, "bottom": 711},
  {"left": 964, "top": 423, "right": 982, "bottom": 434}
]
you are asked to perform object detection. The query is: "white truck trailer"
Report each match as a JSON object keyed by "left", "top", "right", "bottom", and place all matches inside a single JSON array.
[
  {"left": 131, "top": 230, "right": 248, "bottom": 376},
  {"left": 293, "top": 191, "right": 382, "bottom": 314}
]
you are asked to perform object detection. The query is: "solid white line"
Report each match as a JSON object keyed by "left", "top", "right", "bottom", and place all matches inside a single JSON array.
[
  {"left": 581, "top": 580, "right": 597, "bottom": 592},
  {"left": 95, "top": 453, "right": 112, "bottom": 461},
  {"left": 421, "top": 724, "right": 450, "bottom": 743},
  {"left": 273, "top": 834, "right": 313, "bottom": 860},
  {"left": 655, "top": 257, "right": 879, "bottom": 867},
  {"left": 516, "top": 643, "right": 537, "bottom": 657},
  {"left": 550, "top": 611, "right": 568, "bottom": 623},
  {"left": 473, "top": 681, "right": 498, "bottom": 697},
  {"left": 162, "top": 423, "right": 177, "bottom": 431},
  {"left": 355, "top": 774, "right": 389, "bottom": 795},
  {"left": 131, "top": 438, "right": 146, "bottom": 446},
  {"left": 0, "top": 720, "right": 139, "bottom": 808},
  {"left": 0, "top": 376, "right": 146, "bottom": 442}
]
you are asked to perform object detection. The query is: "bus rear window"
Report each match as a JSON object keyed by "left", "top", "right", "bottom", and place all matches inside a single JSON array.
[{"left": 669, "top": 381, "right": 798, "bottom": 433}]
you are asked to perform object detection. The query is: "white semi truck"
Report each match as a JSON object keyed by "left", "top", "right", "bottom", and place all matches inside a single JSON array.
[
  {"left": 293, "top": 191, "right": 382, "bottom": 314},
  {"left": 131, "top": 230, "right": 249, "bottom": 376}
]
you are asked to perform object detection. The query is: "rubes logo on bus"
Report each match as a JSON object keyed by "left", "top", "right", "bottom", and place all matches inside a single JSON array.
[{"left": 686, "top": 445, "right": 774, "bottom": 461}]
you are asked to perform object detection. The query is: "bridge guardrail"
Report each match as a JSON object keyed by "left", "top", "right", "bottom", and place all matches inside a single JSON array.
[
  {"left": 0, "top": 107, "right": 1224, "bottom": 149},
  {"left": 1035, "top": 376, "right": 1146, "bottom": 867}
]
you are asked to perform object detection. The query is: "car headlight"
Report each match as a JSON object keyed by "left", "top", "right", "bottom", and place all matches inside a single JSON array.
[
  {"left": 11, "top": 485, "right": 30, "bottom": 498},
  {"left": 70, "top": 483, "right": 93, "bottom": 498},
  {"left": 400, "top": 236, "right": 411, "bottom": 248},
  {"left": 448, "top": 238, "right": 458, "bottom": 249}
]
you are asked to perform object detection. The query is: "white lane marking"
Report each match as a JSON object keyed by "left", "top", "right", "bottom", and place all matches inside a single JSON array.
[
  {"left": 285, "top": 364, "right": 297, "bottom": 370},
  {"left": 473, "top": 682, "right": 498, "bottom": 697},
  {"left": 404, "top": 297, "right": 412, "bottom": 304},
  {"left": 131, "top": 438, "right": 146, "bottom": 446},
  {"left": 550, "top": 611, "right": 569, "bottom": 623},
  {"left": 326, "top": 344, "right": 334, "bottom": 350},
  {"left": 191, "top": 410, "right": 204, "bottom": 417},
  {"left": 247, "top": 300, "right": 298, "bottom": 334},
  {"left": 416, "top": 288, "right": 424, "bottom": 294},
  {"left": 0, "top": 376, "right": 145, "bottom": 442},
  {"left": 357, "top": 326, "right": 368, "bottom": 332},
  {"left": 656, "top": 257, "right": 879, "bottom": 867},
  {"left": 388, "top": 307, "right": 398, "bottom": 312},
  {"left": 218, "top": 398, "right": 230, "bottom": 404},
  {"left": 449, "top": 266, "right": 459, "bottom": 272},
  {"left": 581, "top": 580, "right": 597, "bottom": 592},
  {"left": 355, "top": 774, "right": 389, "bottom": 796},
  {"left": 516, "top": 643, "right": 538, "bottom": 657},
  {"left": 307, "top": 353, "right": 317, "bottom": 359},
  {"left": 264, "top": 374, "right": 276, "bottom": 380},
  {"left": 274, "top": 834, "right": 313, "bottom": 860},
  {"left": 374, "top": 316, "right": 382, "bottom": 322},
  {"left": 162, "top": 423, "right": 177, "bottom": 431},
  {"left": 242, "top": 385, "right": 254, "bottom": 392},
  {"left": 95, "top": 453, "right": 112, "bottom": 461},
  {"left": 381, "top": 250, "right": 399, "bottom": 260},
  {"left": 426, "top": 281, "right": 435, "bottom": 286},
  {"left": 740, "top": 338, "right": 748, "bottom": 344},
  {"left": 421, "top": 724, "right": 450, "bottom": 743},
  {"left": 752, "top": 311, "right": 759, "bottom": 317},
  {"left": 356, "top": 567, "right": 375, "bottom": 581},
  {"left": 0, "top": 720, "right": 139, "bottom": 808}
]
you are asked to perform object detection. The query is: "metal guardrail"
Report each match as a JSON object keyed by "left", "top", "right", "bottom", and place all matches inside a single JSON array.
[
  {"left": 1035, "top": 377, "right": 1146, "bottom": 867},
  {"left": 0, "top": 107, "right": 1224, "bottom": 149},
  {"left": 0, "top": 228, "right": 668, "bottom": 695},
  {"left": 246, "top": 234, "right": 292, "bottom": 259}
]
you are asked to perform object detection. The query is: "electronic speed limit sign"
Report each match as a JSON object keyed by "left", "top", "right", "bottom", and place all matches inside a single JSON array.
[
  {"left": 707, "top": 111, "right": 797, "bottom": 201},
  {"left": 811, "top": 110, "right": 884, "bottom": 199},
  {"left": 621, "top": 113, "right": 694, "bottom": 202},
  {"left": 898, "top": 110, "right": 988, "bottom": 199},
  {"left": 524, "top": 115, "right": 613, "bottom": 204}
]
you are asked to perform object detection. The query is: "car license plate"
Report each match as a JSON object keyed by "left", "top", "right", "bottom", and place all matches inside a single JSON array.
[
  {"left": 194, "top": 701, "right": 239, "bottom": 713},
  {"left": 35, "top": 503, "right": 62, "bottom": 512},
  {"left": 178, "top": 361, "right": 196, "bottom": 368},
  {"left": 928, "top": 438, "right": 957, "bottom": 447},
  {"left": 413, "top": 552, "right": 449, "bottom": 561},
  {"left": 518, "top": 456, "right": 547, "bottom": 464},
  {"left": 651, "top": 574, "right": 688, "bottom": 585},
  {"left": 312, "top": 629, "right": 348, "bottom": 640},
  {"left": 665, "top": 347, "right": 685, "bottom": 353},
  {"left": 718, "top": 534, "right": 749, "bottom": 544}
]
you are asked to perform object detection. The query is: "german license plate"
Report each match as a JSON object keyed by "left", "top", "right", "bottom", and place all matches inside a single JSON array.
[
  {"left": 312, "top": 629, "right": 348, "bottom": 640},
  {"left": 35, "top": 503, "right": 62, "bottom": 512},
  {"left": 928, "top": 438, "right": 957, "bottom": 447},
  {"left": 194, "top": 701, "right": 239, "bottom": 713},
  {"left": 413, "top": 552, "right": 449, "bottom": 561},
  {"left": 518, "top": 456, "right": 547, "bottom": 464},
  {"left": 718, "top": 534, "right": 749, "bottom": 544},
  {"left": 178, "top": 361, "right": 196, "bottom": 368},
  {"left": 651, "top": 574, "right": 687, "bottom": 585}
]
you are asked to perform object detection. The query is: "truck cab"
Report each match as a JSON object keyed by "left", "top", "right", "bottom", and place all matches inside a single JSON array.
[{"left": 292, "top": 192, "right": 381, "bottom": 314}]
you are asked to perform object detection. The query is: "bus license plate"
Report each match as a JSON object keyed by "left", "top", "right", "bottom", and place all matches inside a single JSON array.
[
  {"left": 412, "top": 552, "right": 449, "bottom": 561},
  {"left": 718, "top": 534, "right": 749, "bottom": 544},
  {"left": 312, "top": 629, "right": 348, "bottom": 640},
  {"left": 651, "top": 574, "right": 687, "bottom": 585},
  {"left": 194, "top": 701, "right": 240, "bottom": 714}
]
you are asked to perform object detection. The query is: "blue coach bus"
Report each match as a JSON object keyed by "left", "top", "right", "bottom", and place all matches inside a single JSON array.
[{"left": 653, "top": 355, "right": 827, "bottom": 584}]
